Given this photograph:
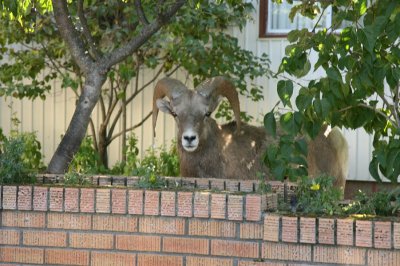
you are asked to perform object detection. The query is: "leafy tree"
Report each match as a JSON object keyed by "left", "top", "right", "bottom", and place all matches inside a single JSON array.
[
  {"left": 1, "top": 0, "right": 270, "bottom": 171},
  {"left": 265, "top": 0, "right": 400, "bottom": 183}
]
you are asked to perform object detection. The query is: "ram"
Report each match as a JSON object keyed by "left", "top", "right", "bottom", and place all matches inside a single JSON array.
[{"left": 152, "top": 76, "right": 348, "bottom": 190}]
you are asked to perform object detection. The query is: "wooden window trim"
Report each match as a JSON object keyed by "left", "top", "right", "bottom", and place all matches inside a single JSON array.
[{"left": 259, "top": 0, "right": 288, "bottom": 38}]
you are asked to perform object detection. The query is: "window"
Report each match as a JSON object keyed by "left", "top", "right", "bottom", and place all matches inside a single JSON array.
[{"left": 259, "top": 0, "right": 347, "bottom": 38}]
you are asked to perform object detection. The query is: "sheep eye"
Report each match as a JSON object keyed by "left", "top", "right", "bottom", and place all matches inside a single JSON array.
[
  {"left": 205, "top": 112, "right": 211, "bottom": 117},
  {"left": 171, "top": 111, "right": 177, "bottom": 117}
]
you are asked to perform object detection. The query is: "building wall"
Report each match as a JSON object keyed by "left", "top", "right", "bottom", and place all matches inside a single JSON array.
[{"left": 0, "top": 2, "right": 375, "bottom": 181}]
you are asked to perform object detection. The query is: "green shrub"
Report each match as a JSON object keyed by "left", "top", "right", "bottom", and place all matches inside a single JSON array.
[
  {"left": 0, "top": 135, "right": 37, "bottom": 184},
  {"left": 295, "top": 175, "right": 343, "bottom": 216},
  {"left": 344, "top": 190, "right": 395, "bottom": 217},
  {"left": 64, "top": 172, "right": 91, "bottom": 186},
  {"left": 69, "top": 136, "right": 103, "bottom": 174}
]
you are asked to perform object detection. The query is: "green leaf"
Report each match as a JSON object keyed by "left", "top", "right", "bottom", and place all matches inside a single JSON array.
[
  {"left": 264, "top": 111, "right": 277, "bottom": 138},
  {"left": 326, "top": 67, "right": 342, "bottom": 83},
  {"left": 280, "top": 112, "right": 301, "bottom": 135},
  {"left": 313, "top": 98, "right": 331, "bottom": 118},
  {"left": 277, "top": 80, "right": 293, "bottom": 107},
  {"left": 296, "top": 88, "right": 313, "bottom": 111}
]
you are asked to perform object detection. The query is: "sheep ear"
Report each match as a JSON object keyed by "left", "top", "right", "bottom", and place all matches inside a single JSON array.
[{"left": 156, "top": 99, "right": 173, "bottom": 115}]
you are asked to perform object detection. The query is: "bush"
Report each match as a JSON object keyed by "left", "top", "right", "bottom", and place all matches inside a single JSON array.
[
  {"left": 344, "top": 190, "right": 396, "bottom": 217},
  {"left": 68, "top": 136, "right": 103, "bottom": 174},
  {"left": 0, "top": 134, "right": 37, "bottom": 184},
  {"left": 294, "top": 175, "right": 343, "bottom": 216}
]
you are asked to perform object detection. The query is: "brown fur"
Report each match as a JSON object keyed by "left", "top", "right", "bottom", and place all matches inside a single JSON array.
[{"left": 153, "top": 77, "right": 349, "bottom": 191}]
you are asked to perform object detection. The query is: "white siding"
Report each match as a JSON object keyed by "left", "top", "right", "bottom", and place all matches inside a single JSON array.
[{"left": 0, "top": 1, "right": 375, "bottom": 181}]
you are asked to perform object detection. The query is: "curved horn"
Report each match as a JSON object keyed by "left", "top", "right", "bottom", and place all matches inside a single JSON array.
[
  {"left": 196, "top": 76, "right": 241, "bottom": 132},
  {"left": 152, "top": 77, "right": 187, "bottom": 137}
]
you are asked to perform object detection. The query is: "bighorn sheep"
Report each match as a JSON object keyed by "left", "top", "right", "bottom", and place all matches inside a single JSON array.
[{"left": 152, "top": 76, "right": 348, "bottom": 190}]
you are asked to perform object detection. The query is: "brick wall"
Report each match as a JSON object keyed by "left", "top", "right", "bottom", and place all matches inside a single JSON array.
[{"left": 0, "top": 181, "right": 399, "bottom": 266}]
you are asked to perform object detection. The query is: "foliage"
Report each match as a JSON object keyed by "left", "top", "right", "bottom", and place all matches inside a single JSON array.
[
  {"left": 68, "top": 136, "right": 104, "bottom": 174},
  {"left": 0, "top": 135, "right": 37, "bottom": 184},
  {"left": 63, "top": 171, "right": 91, "bottom": 186},
  {"left": 0, "top": 1, "right": 271, "bottom": 171},
  {"left": 265, "top": 0, "right": 400, "bottom": 182},
  {"left": 344, "top": 189, "right": 398, "bottom": 217},
  {"left": 295, "top": 175, "right": 343, "bottom": 216}
]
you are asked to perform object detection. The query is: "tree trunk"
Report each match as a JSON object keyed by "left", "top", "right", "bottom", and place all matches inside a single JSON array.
[
  {"left": 47, "top": 71, "right": 106, "bottom": 173},
  {"left": 98, "top": 123, "right": 109, "bottom": 169}
]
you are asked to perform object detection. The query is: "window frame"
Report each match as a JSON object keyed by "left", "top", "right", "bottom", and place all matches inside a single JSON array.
[{"left": 259, "top": 0, "right": 334, "bottom": 38}]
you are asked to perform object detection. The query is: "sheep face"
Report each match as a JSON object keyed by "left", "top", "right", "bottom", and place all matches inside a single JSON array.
[{"left": 156, "top": 91, "right": 213, "bottom": 153}]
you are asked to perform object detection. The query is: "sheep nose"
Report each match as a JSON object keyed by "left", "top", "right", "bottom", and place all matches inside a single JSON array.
[{"left": 183, "top": 135, "right": 197, "bottom": 143}]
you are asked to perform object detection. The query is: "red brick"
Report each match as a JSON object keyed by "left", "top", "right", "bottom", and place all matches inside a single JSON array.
[
  {"left": 227, "top": 195, "right": 243, "bottom": 221},
  {"left": 91, "top": 252, "right": 136, "bottom": 266},
  {"left": 337, "top": 218, "right": 354, "bottom": 246},
  {"left": 211, "top": 193, "right": 226, "bottom": 219},
  {"left": 189, "top": 219, "right": 236, "bottom": 238},
  {"left": 262, "top": 242, "right": 311, "bottom": 262},
  {"left": 194, "top": 192, "right": 209, "bottom": 218},
  {"left": 49, "top": 187, "right": 63, "bottom": 212},
  {"left": 240, "top": 223, "right": 263, "bottom": 239},
  {"left": 70, "top": 232, "right": 113, "bottom": 249},
  {"left": 394, "top": 222, "right": 400, "bottom": 249},
  {"left": 139, "top": 216, "right": 185, "bottom": 235},
  {"left": 163, "top": 237, "right": 209, "bottom": 255},
  {"left": 17, "top": 186, "right": 32, "bottom": 210},
  {"left": 374, "top": 221, "right": 392, "bottom": 249},
  {"left": 0, "top": 247, "right": 43, "bottom": 264},
  {"left": 2, "top": 211, "right": 45, "bottom": 228},
  {"left": 45, "top": 249, "right": 89, "bottom": 265},
  {"left": 210, "top": 178, "right": 225, "bottom": 190},
  {"left": 226, "top": 180, "right": 239, "bottom": 191},
  {"left": 264, "top": 215, "right": 280, "bottom": 242},
  {"left": 144, "top": 190, "right": 160, "bottom": 215},
  {"left": 211, "top": 240, "right": 259, "bottom": 258},
  {"left": 238, "top": 261, "right": 285, "bottom": 266},
  {"left": 111, "top": 189, "right": 126, "bottom": 214},
  {"left": 116, "top": 235, "right": 161, "bottom": 251},
  {"left": 367, "top": 249, "right": 400, "bottom": 266},
  {"left": 47, "top": 213, "right": 91, "bottom": 230},
  {"left": 246, "top": 195, "right": 262, "bottom": 221},
  {"left": 23, "top": 230, "right": 66, "bottom": 247},
  {"left": 2, "top": 186, "right": 17, "bottom": 210},
  {"left": 318, "top": 218, "right": 335, "bottom": 245},
  {"left": 96, "top": 189, "right": 111, "bottom": 213},
  {"left": 137, "top": 254, "right": 183, "bottom": 266},
  {"left": 187, "top": 256, "right": 233, "bottom": 266},
  {"left": 300, "top": 217, "right": 315, "bottom": 244},
  {"left": 161, "top": 191, "right": 176, "bottom": 216},
  {"left": 356, "top": 220, "right": 372, "bottom": 247},
  {"left": 33, "top": 186, "right": 48, "bottom": 211},
  {"left": 93, "top": 214, "right": 137, "bottom": 232},
  {"left": 80, "top": 188, "right": 95, "bottom": 213},
  {"left": 64, "top": 188, "right": 79, "bottom": 212},
  {"left": 281, "top": 216, "right": 298, "bottom": 243},
  {"left": 314, "top": 245, "right": 366, "bottom": 265},
  {"left": 128, "top": 190, "right": 144, "bottom": 214},
  {"left": 240, "top": 180, "right": 255, "bottom": 192},
  {"left": 0, "top": 230, "right": 20, "bottom": 245},
  {"left": 177, "top": 192, "right": 193, "bottom": 217}
]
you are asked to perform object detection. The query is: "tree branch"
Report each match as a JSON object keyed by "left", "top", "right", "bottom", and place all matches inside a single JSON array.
[
  {"left": 52, "top": 0, "right": 94, "bottom": 74},
  {"left": 77, "top": 0, "right": 102, "bottom": 60},
  {"left": 101, "top": 0, "right": 185, "bottom": 69},
  {"left": 108, "top": 111, "right": 152, "bottom": 144},
  {"left": 135, "top": 0, "right": 149, "bottom": 25}
]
